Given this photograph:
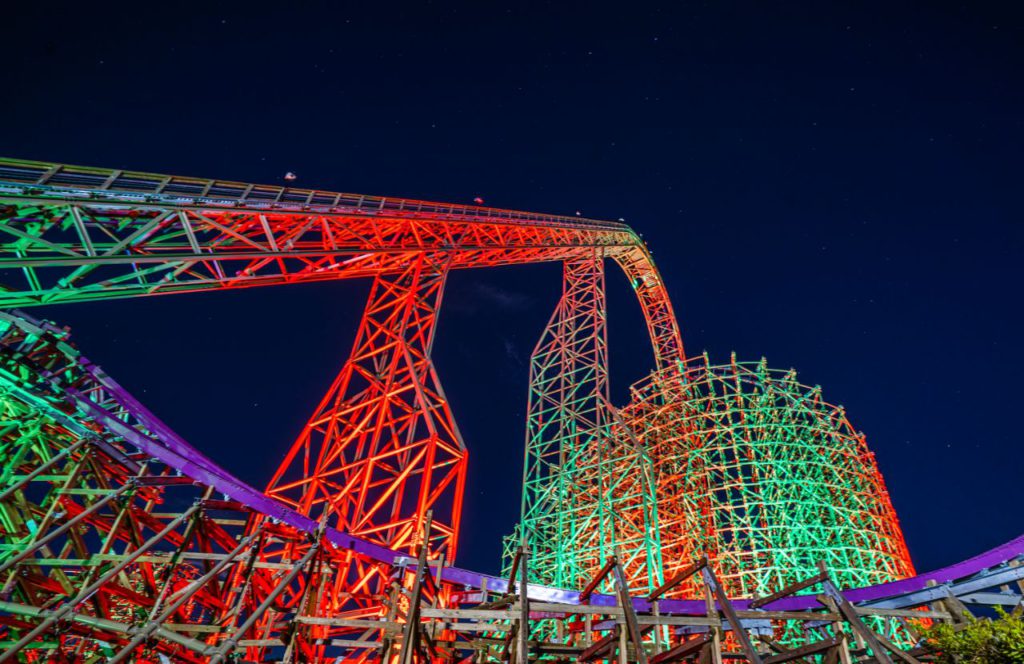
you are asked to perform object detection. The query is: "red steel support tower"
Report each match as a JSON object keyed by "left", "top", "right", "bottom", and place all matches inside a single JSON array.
[{"left": 266, "top": 254, "right": 467, "bottom": 605}]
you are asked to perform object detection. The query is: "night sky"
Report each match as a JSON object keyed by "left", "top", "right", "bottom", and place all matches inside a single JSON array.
[{"left": 3, "top": 2, "right": 1021, "bottom": 578}]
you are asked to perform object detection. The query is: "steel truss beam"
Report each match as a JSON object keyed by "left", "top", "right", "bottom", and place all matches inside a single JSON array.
[{"left": 0, "top": 159, "right": 683, "bottom": 370}]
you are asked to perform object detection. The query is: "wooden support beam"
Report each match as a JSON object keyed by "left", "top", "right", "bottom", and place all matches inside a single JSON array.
[
  {"left": 506, "top": 546, "right": 523, "bottom": 596},
  {"left": 821, "top": 580, "right": 895, "bottom": 664},
  {"left": 398, "top": 511, "right": 433, "bottom": 664},
  {"left": 613, "top": 552, "right": 650, "bottom": 664},
  {"left": 759, "top": 637, "right": 813, "bottom": 664},
  {"left": 701, "top": 567, "right": 762, "bottom": 664},
  {"left": 649, "top": 557, "right": 709, "bottom": 601},
  {"left": 581, "top": 556, "right": 618, "bottom": 603},
  {"left": 208, "top": 541, "right": 320, "bottom": 664},
  {"left": 703, "top": 571, "right": 724, "bottom": 664},
  {"left": 474, "top": 595, "right": 516, "bottom": 611},
  {"left": 751, "top": 571, "right": 829, "bottom": 609},
  {"left": 762, "top": 636, "right": 840, "bottom": 664},
  {"left": 941, "top": 590, "right": 974, "bottom": 623},
  {"left": 517, "top": 545, "right": 530, "bottom": 664},
  {"left": 650, "top": 633, "right": 713, "bottom": 664},
  {"left": 580, "top": 628, "right": 620, "bottom": 662},
  {"left": 871, "top": 630, "right": 922, "bottom": 664}
]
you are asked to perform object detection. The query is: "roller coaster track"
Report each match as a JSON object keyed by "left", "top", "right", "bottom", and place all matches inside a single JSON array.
[{"left": 0, "top": 159, "right": 1019, "bottom": 662}]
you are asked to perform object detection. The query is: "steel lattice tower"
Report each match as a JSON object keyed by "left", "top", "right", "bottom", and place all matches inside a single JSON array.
[
  {"left": 265, "top": 253, "right": 467, "bottom": 613},
  {"left": 510, "top": 254, "right": 664, "bottom": 595}
]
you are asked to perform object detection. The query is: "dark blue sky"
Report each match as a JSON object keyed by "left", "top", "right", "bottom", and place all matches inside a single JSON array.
[{"left": 3, "top": 1, "right": 1021, "bottom": 577}]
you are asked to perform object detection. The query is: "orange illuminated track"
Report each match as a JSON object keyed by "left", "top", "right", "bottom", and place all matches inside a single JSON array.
[{"left": 0, "top": 158, "right": 682, "bottom": 366}]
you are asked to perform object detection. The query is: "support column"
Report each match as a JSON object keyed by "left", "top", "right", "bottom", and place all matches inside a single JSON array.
[
  {"left": 266, "top": 253, "right": 467, "bottom": 595},
  {"left": 515, "top": 253, "right": 663, "bottom": 594}
]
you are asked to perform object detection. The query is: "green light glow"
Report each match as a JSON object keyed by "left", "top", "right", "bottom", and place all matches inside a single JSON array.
[{"left": 510, "top": 349, "right": 913, "bottom": 605}]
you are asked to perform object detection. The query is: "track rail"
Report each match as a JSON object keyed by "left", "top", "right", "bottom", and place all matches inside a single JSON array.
[
  {"left": 0, "top": 158, "right": 627, "bottom": 232},
  {"left": 0, "top": 158, "right": 683, "bottom": 373}
]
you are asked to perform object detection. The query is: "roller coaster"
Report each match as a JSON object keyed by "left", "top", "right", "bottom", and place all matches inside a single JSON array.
[{"left": 0, "top": 158, "right": 1019, "bottom": 662}]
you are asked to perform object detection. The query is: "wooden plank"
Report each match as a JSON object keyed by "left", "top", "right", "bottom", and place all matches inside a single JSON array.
[
  {"left": 438, "top": 621, "right": 511, "bottom": 633},
  {"left": 650, "top": 633, "right": 712, "bottom": 664},
  {"left": 649, "top": 557, "right": 708, "bottom": 601},
  {"left": 702, "top": 567, "right": 762, "bottom": 664},
  {"left": 581, "top": 556, "right": 618, "bottom": 603},
  {"left": 856, "top": 607, "right": 950, "bottom": 620},
  {"left": 736, "top": 610, "right": 840, "bottom": 622},
  {"left": 613, "top": 554, "right": 649, "bottom": 664},
  {"left": 638, "top": 616, "right": 720, "bottom": 627},
  {"left": 533, "top": 642, "right": 585, "bottom": 656},
  {"left": 329, "top": 639, "right": 384, "bottom": 649},
  {"left": 420, "top": 608, "right": 516, "bottom": 620},
  {"left": 751, "top": 571, "right": 828, "bottom": 609},
  {"left": 762, "top": 636, "right": 840, "bottom": 664},
  {"left": 530, "top": 602, "right": 622, "bottom": 615},
  {"left": 163, "top": 624, "right": 224, "bottom": 633},
  {"left": 237, "top": 639, "right": 283, "bottom": 647},
  {"left": 17, "top": 559, "right": 91, "bottom": 567},
  {"left": 295, "top": 616, "right": 401, "bottom": 630}
]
